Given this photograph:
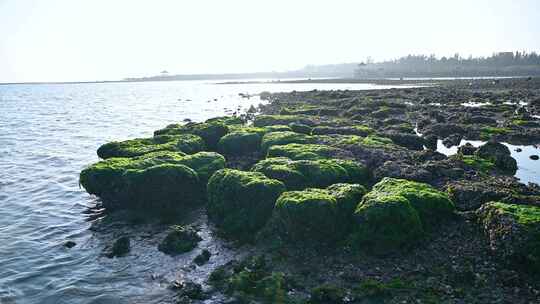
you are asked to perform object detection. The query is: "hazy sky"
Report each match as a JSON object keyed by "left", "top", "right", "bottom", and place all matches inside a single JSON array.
[{"left": 1, "top": 0, "right": 539, "bottom": 83}]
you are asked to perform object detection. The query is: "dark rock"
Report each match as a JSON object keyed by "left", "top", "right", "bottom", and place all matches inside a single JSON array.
[
  {"left": 443, "top": 134, "right": 463, "bottom": 148},
  {"left": 374, "top": 161, "right": 433, "bottom": 182},
  {"left": 423, "top": 134, "right": 438, "bottom": 150},
  {"left": 382, "top": 131, "right": 425, "bottom": 150},
  {"left": 63, "top": 241, "right": 76, "bottom": 248},
  {"left": 530, "top": 155, "right": 539, "bottom": 160},
  {"left": 106, "top": 236, "right": 130, "bottom": 258},
  {"left": 476, "top": 142, "right": 517, "bottom": 173},
  {"left": 458, "top": 143, "right": 477, "bottom": 155},
  {"left": 171, "top": 280, "right": 205, "bottom": 300},
  {"left": 158, "top": 226, "right": 201, "bottom": 255},
  {"left": 515, "top": 148, "right": 522, "bottom": 152},
  {"left": 193, "top": 249, "right": 211, "bottom": 266}
]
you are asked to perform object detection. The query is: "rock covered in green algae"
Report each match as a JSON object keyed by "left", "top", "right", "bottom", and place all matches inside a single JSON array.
[
  {"left": 351, "top": 177, "right": 455, "bottom": 252},
  {"left": 310, "top": 284, "right": 346, "bottom": 304},
  {"left": 96, "top": 134, "right": 205, "bottom": 159},
  {"left": 218, "top": 131, "right": 263, "bottom": 156},
  {"left": 368, "top": 177, "right": 455, "bottom": 227},
  {"left": 80, "top": 151, "right": 225, "bottom": 209},
  {"left": 475, "top": 141, "right": 517, "bottom": 173},
  {"left": 476, "top": 202, "right": 540, "bottom": 270},
  {"left": 251, "top": 157, "right": 370, "bottom": 190},
  {"left": 207, "top": 169, "right": 286, "bottom": 240},
  {"left": 253, "top": 114, "right": 317, "bottom": 127},
  {"left": 311, "top": 125, "right": 374, "bottom": 137},
  {"left": 154, "top": 121, "right": 229, "bottom": 150},
  {"left": 288, "top": 122, "right": 312, "bottom": 134},
  {"left": 208, "top": 256, "right": 291, "bottom": 303},
  {"left": 158, "top": 225, "right": 202, "bottom": 255},
  {"left": 260, "top": 131, "right": 316, "bottom": 153},
  {"left": 274, "top": 183, "right": 367, "bottom": 243},
  {"left": 267, "top": 143, "right": 346, "bottom": 160}
]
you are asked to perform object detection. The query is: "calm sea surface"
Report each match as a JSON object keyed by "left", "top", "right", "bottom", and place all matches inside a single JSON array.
[{"left": 0, "top": 80, "right": 416, "bottom": 304}]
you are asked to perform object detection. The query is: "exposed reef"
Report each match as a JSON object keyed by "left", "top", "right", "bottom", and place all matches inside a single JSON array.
[{"left": 80, "top": 77, "right": 540, "bottom": 303}]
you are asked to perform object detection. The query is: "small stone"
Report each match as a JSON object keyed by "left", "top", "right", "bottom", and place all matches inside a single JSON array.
[
  {"left": 530, "top": 155, "right": 539, "bottom": 160},
  {"left": 64, "top": 241, "right": 76, "bottom": 248},
  {"left": 515, "top": 148, "right": 522, "bottom": 152}
]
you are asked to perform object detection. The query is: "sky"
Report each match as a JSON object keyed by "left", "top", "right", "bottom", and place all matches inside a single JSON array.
[{"left": 0, "top": 0, "right": 539, "bottom": 83}]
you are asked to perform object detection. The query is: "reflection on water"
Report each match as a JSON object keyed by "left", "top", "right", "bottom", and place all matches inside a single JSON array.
[
  {"left": 0, "top": 80, "right": 407, "bottom": 304},
  {"left": 436, "top": 139, "right": 540, "bottom": 184}
]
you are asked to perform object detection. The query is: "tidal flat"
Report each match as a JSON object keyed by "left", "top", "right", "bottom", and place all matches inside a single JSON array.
[{"left": 77, "top": 77, "right": 540, "bottom": 303}]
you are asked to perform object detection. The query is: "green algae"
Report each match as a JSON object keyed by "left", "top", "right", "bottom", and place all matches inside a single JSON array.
[
  {"left": 479, "top": 127, "right": 509, "bottom": 140},
  {"left": 267, "top": 143, "right": 344, "bottom": 160},
  {"left": 154, "top": 121, "right": 229, "bottom": 150},
  {"left": 369, "top": 178, "right": 455, "bottom": 227},
  {"left": 288, "top": 122, "right": 312, "bottom": 134},
  {"left": 218, "top": 131, "right": 263, "bottom": 155},
  {"left": 97, "top": 134, "right": 205, "bottom": 159},
  {"left": 351, "top": 177, "right": 455, "bottom": 252},
  {"left": 207, "top": 169, "right": 286, "bottom": 240},
  {"left": 455, "top": 154, "right": 496, "bottom": 172},
  {"left": 477, "top": 202, "right": 540, "bottom": 270},
  {"left": 260, "top": 131, "right": 316, "bottom": 153},
  {"left": 311, "top": 125, "right": 374, "bottom": 137},
  {"left": 251, "top": 157, "right": 369, "bottom": 190},
  {"left": 80, "top": 151, "right": 225, "bottom": 208},
  {"left": 253, "top": 114, "right": 317, "bottom": 127},
  {"left": 274, "top": 183, "right": 367, "bottom": 242}
]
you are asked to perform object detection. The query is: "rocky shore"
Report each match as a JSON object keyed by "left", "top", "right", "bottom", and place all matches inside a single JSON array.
[{"left": 80, "top": 77, "right": 540, "bottom": 303}]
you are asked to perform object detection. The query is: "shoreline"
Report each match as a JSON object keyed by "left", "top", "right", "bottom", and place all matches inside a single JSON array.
[{"left": 78, "top": 77, "right": 540, "bottom": 303}]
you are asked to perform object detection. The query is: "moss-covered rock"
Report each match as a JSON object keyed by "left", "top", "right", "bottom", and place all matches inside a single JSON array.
[
  {"left": 352, "top": 192, "right": 424, "bottom": 253},
  {"left": 260, "top": 131, "right": 316, "bottom": 153},
  {"left": 477, "top": 202, "right": 540, "bottom": 271},
  {"left": 158, "top": 225, "right": 202, "bottom": 255},
  {"left": 310, "top": 284, "right": 346, "bottom": 304},
  {"left": 267, "top": 143, "right": 344, "bottom": 160},
  {"left": 252, "top": 157, "right": 370, "bottom": 190},
  {"left": 207, "top": 169, "right": 286, "bottom": 240},
  {"left": 289, "top": 122, "right": 312, "bottom": 134},
  {"left": 475, "top": 142, "right": 517, "bottom": 173},
  {"left": 253, "top": 115, "right": 316, "bottom": 127},
  {"left": 80, "top": 151, "right": 225, "bottom": 209},
  {"left": 154, "top": 121, "right": 229, "bottom": 150},
  {"left": 218, "top": 131, "right": 263, "bottom": 156},
  {"left": 97, "top": 134, "right": 205, "bottom": 159},
  {"left": 311, "top": 125, "right": 374, "bottom": 137},
  {"left": 274, "top": 183, "right": 367, "bottom": 242},
  {"left": 122, "top": 163, "right": 201, "bottom": 210},
  {"left": 351, "top": 177, "right": 454, "bottom": 252},
  {"left": 454, "top": 154, "right": 496, "bottom": 172},
  {"left": 369, "top": 178, "right": 455, "bottom": 226}
]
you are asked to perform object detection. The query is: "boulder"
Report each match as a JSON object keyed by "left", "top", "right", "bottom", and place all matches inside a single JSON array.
[
  {"left": 267, "top": 143, "right": 346, "bottom": 160},
  {"left": 252, "top": 157, "right": 370, "bottom": 190},
  {"left": 253, "top": 115, "right": 317, "bottom": 127},
  {"left": 97, "top": 134, "right": 205, "bottom": 159},
  {"left": 154, "top": 121, "right": 229, "bottom": 150},
  {"left": 351, "top": 177, "right": 455, "bottom": 252},
  {"left": 218, "top": 131, "right": 262, "bottom": 155},
  {"left": 477, "top": 202, "right": 540, "bottom": 270},
  {"left": 80, "top": 151, "right": 225, "bottom": 210},
  {"left": 273, "top": 184, "right": 367, "bottom": 243},
  {"left": 260, "top": 131, "right": 316, "bottom": 153},
  {"left": 158, "top": 225, "right": 202, "bottom": 255},
  {"left": 475, "top": 142, "right": 517, "bottom": 173},
  {"left": 207, "top": 169, "right": 286, "bottom": 240}
]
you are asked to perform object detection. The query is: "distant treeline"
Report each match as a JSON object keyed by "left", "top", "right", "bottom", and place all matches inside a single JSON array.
[{"left": 354, "top": 52, "right": 540, "bottom": 78}]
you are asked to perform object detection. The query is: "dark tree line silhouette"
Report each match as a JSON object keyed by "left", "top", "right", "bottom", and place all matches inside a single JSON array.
[{"left": 355, "top": 51, "right": 540, "bottom": 78}]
